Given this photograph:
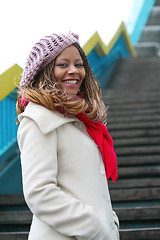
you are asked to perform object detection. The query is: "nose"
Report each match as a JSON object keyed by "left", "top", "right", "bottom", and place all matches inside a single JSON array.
[{"left": 67, "top": 64, "right": 78, "bottom": 74}]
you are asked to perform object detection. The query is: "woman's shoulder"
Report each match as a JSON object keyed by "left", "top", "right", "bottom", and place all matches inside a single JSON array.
[{"left": 18, "top": 102, "right": 77, "bottom": 134}]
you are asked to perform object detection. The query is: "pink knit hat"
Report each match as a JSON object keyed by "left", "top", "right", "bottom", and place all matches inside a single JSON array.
[{"left": 20, "top": 31, "right": 79, "bottom": 88}]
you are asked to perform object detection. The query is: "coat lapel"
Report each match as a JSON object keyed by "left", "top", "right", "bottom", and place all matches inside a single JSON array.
[{"left": 18, "top": 102, "right": 78, "bottom": 134}]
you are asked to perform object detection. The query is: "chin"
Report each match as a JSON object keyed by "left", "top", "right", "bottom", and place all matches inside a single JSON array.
[{"left": 66, "top": 90, "right": 79, "bottom": 96}]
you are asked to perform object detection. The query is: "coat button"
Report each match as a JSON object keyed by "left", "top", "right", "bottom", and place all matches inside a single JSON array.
[
  {"left": 103, "top": 193, "right": 110, "bottom": 202},
  {"left": 99, "top": 165, "right": 105, "bottom": 175},
  {"left": 110, "top": 221, "right": 116, "bottom": 229}
]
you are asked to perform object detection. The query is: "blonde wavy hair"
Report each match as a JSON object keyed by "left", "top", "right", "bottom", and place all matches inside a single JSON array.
[{"left": 16, "top": 42, "right": 106, "bottom": 124}]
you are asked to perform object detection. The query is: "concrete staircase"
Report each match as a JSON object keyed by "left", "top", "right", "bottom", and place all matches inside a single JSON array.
[
  {"left": 105, "top": 56, "right": 160, "bottom": 239},
  {"left": 106, "top": 89, "right": 160, "bottom": 239},
  {"left": 136, "top": 0, "right": 160, "bottom": 56}
]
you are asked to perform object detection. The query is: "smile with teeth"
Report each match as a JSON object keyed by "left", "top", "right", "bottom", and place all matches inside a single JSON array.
[{"left": 63, "top": 79, "right": 79, "bottom": 85}]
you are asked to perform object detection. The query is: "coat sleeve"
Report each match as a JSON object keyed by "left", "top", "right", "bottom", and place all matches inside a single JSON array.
[{"left": 18, "top": 117, "right": 106, "bottom": 240}]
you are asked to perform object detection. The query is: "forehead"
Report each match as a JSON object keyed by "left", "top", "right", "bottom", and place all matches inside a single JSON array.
[{"left": 56, "top": 45, "right": 82, "bottom": 61}]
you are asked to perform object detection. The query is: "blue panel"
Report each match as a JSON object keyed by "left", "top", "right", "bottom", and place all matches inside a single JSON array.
[
  {"left": 127, "top": 0, "right": 146, "bottom": 34},
  {"left": 98, "top": 61, "right": 119, "bottom": 90},
  {"left": 87, "top": 49, "right": 101, "bottom": 66},
  {"left": 131, "top": 0, "right": 155, "bottom": 45},
  {"left": 0, "top": 94, "right": 23, "bottom": 193},
  {"left": 0, "top": 95, "right": 18, "bottom": 155},
  {"left": 109, "top": 34, "right": 130, "bottom": 57},
  {"left": 0, "top": 153, "right": 23, "bottom": 194}
]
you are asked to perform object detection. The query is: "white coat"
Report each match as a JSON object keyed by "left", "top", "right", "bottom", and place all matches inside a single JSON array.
[{"left": 17, "top": 102, "right": 119, "bottom": 240}]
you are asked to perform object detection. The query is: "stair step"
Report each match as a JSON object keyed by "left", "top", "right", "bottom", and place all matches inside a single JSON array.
[
  {"left": 106, "top": 94, "right": 160, "bottom": 102},
  {"left": 106, "top": 103, "right": 160, "bottom": 111},
  {"left": 109, "top": 121, "right": 160, "bottom": 131},
  {"left": 108, "top": 108, "right": 160, "bottom": 118},
  {"left": 110, "top": 188, "right": 160, "bottom": 202},
  {"left": 108, "top": 97, "right": 160, "bottom": 105},
  {"left": 135, "top": 43, "right": 159, "bottom": 56},
  {"left": 108, "top": 109, "right": 160, "bottom": 118},
  {"left": 107, "top": 101, "right": 160, "bottom": 110},
  {"left": 0, "top": 195, "right": 25, "bottom": 206},
  {"left": 0, "top": 232, "right": 28, "bottom": 240},
  {"left": 119, "top": 227, "right": 160, "bottom": 240},
  {"left": 147, "top": 6, "right": 160, "bottom": 26},
  {"left": 109, "top": 178, "right": 160, "bottom": 189},
  {"left": 115, "top": 145, "right": 160, "bottom": 156},
  {"left": 103, "top": 87, "right": 160, "bottom": 97},
  {"left": 117, "top": 155, "right": 160, "bottom": 166},
  {"left": 105, "top": 89, "right": 160, "bottom": 99},
  {"left": 107, "top": 103, "right": 160, "bottom": 112},
  {"left": 118, "top": 166, "right": 160, "bottom": 178},
  {"left": 115, "top": 206, "right": 160, "bottom": 220},
  {"left": 113, "top": 136, "right": 160, "bottom": 146},
  {"left": 109, "top": 129, "right": 160, "bottom": 138},
  {"left": 0, "top": 211, "right": 32, "bottom": 224},
  {"left": 108, "top": 115, "right": 160, "bottom": 124},
  {"left": 105, "top": 96, "right": 160, "bottom": 105},
  {"left": 139, "top": 26, "right": 160, "bottom": 43}
]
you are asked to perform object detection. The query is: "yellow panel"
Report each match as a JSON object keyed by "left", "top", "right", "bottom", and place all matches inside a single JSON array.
[
  {"left": 83, "top": 32, "right": 101, "bottom": 55},
  {"left": 83, "top": 22, "right": 136, "bottom": 57},
  {"left": 0, "top": 64, "right": 23, "bottom": 101}
]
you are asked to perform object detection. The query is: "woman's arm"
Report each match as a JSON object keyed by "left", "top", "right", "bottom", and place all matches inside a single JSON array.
[{"left": 18, "top": 117, "right": 106, "bottom": 240}]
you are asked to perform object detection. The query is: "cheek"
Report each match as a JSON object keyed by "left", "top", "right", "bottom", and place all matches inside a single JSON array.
[{"left": 54, "top": 68, "right": 63, "bottom": 82}]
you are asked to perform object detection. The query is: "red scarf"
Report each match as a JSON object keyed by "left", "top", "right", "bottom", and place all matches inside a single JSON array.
[{"left": 77, "top": 113, "right": 118, "bottom": 182}]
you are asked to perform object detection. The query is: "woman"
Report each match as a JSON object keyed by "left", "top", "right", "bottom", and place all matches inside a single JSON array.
[{"left": 16, "top": 31, "right": 119, "bottom": 240}]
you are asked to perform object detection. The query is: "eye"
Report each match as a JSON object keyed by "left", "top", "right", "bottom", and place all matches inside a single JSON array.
[
  {"left": 75, "top": 63, "right": 84, "bottom": 67},
  {"left": 56, "top": 63, "right": 68, "bottom": 67}
]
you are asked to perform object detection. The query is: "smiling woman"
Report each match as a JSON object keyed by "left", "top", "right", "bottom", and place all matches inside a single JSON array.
[{"left": 16, "top": 31, "right": 119, "bottom": 240}]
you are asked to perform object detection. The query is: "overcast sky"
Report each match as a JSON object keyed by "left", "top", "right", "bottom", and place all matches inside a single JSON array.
[{"left": 0, "top": 0, "right": 135, "bottom": 73}]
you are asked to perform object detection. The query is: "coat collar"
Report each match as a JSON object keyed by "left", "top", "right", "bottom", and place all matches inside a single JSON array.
[{"left": 18, "top": 102, "right": 79, "bottom": 134}]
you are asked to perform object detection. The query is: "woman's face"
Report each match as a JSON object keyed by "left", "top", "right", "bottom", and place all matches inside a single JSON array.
[{"left": 54, "top": 45, "right": 85, "bottom": 96}]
